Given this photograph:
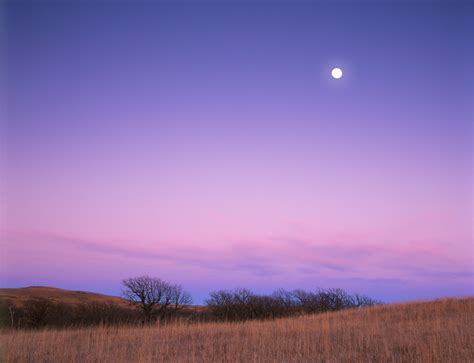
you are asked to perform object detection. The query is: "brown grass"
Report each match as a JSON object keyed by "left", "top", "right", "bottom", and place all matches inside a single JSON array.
[
  {"left": 0, "top": 286, "right": 204, "bottom": 312},
  {"left": 1, "top": 297, "right": 472, "bottom": 363},
  {"left": 0, "top": 286, "right": 130, "bottom": 308}
]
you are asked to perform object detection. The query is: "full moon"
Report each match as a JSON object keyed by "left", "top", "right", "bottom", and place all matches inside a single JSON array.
[{"left": 331, "top": 67, "right": 343, "bottom": 79}]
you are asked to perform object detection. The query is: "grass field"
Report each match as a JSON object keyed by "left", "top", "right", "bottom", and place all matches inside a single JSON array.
[
  {"left": 1, "top": 297, "right": 472, "bottom": 362},
  {"left": 0, "top": 286, "right": 130, "bottom": 307}
]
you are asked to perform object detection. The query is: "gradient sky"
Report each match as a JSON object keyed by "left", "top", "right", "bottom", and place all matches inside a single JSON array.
[{"left": 1, "top": 0, "right": 473, "bottom": 303}]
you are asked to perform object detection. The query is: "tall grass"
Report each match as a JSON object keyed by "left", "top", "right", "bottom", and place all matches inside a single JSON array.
[{"left": 1, "top": 297, "right": 472, "bottom": 362}]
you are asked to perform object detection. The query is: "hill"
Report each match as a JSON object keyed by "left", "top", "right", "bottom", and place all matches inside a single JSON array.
[
  {"left": 1, "top": 296, "right": 472, "bottom": 362},
  {"left": 0, "top": 286, "right": 204, "bottom": 313},
  {"left": 0, "top": 286, "right": 130, "bottom": 307}
]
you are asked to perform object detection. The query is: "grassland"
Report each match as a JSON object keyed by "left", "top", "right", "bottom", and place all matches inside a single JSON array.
[
  {"left": 1, "top": 297, "right": 472, "bottom": 362},
  {"left": 0, "top": 286, "right": 130, "bottom": 307}
]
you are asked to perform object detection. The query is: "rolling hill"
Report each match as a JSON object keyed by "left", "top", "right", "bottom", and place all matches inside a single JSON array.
[{"left": 0, "top": 286, "right": 130, "bottom": 307}]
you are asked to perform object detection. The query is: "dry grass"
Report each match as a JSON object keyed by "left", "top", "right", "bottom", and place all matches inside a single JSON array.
[
  {"left": 0, "top": 286, "right": 130, "bottom": 308},
  {"left": 0, "top": 286, "right": 204, "bottom": 312},
  {"left": 1, "top": 297, "right": 472, "bottom": 363}
]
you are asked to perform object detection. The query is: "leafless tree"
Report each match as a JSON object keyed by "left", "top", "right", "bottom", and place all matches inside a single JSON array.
[
  {"left": 351, "top": 293, "right": 380, "bottom": 307},
  {"left": 8, "top": 305, "right": 15, "bottom": 328},
  {"left": 292, "top": 289, "right": 322, "bottom": 312},
  {"left": 207, "top": 288, "right": 293, "bottom": 321},
  {"left": 122, "top": 276, "right": 192, "bottom": 322},
  {"left": 164, "top": 283, "right": 193, "bottom": 317},
  {"left": 206, "top": 290, "right": 235, "bottom": 320}
]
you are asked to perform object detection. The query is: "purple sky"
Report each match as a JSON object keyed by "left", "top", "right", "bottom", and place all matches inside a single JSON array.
[{"left": 1, "top": 0, "right": 473, "bottom": 303}]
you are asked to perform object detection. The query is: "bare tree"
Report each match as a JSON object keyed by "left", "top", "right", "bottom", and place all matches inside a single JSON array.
[
  {"left": 166, "top": 283, "right": 193, "bottom": 314},
  {"left": 206, "top": 290, "right": 235, "bottom": 321},
  {"left": 122, "top": 276, "right": 192, "bottom": 322},
  {"left": 352, "top": 293, "right": 381, "bottom": 307},
  {"left": 292, "top": 289, "right": 322, "bottom": 312},
  {"left": 8, "top": 305, "right": 16, "bottom": 328},
  {"left": 206, "top": 288, "right": 285, "bottom": 321}
]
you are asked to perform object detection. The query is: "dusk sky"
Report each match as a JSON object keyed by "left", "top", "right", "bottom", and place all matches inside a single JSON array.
[{"left": 1, "top": 0, "right": 473, "bottom": 303}]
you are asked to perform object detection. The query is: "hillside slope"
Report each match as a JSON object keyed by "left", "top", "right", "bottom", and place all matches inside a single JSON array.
[
  {"left": 1, "top": 297, "right": 472, "bottom": 362},
  {"left": 0, "top": 286, "right": 130, "bottom": 307},
  {"left": 0, "top": 286, "right": 204, "bottom": 312}
]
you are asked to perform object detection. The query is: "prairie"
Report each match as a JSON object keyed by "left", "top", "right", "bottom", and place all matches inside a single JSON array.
[
  {"left": 0, "top": 297, "right": 472, "bottom": 363},
  {"left": 0, "top": 286, "right": 130, "bottom": 308}
]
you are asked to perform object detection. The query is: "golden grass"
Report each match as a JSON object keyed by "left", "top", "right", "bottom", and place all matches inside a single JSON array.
[
  {"left": 0, "top": 286, "right": 130, "bottom": 307},
  {"left": 1, "top": 297, "right": 472, "bottom": 363},
  {"left": 0, "top": 286, "right": 203, "bottom": 312}
]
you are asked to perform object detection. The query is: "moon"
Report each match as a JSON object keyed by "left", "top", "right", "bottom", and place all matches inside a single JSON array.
[{"left": 331, "top": 67, "right": 343, "bottom": 79}]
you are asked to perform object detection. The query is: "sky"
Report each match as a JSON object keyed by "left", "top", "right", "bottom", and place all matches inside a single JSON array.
[{"left": 1, "top": 0, "right": 473, "bottom": 304}]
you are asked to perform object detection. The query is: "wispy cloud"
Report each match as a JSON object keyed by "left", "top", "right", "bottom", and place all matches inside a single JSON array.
[{"left": 1, "top": 229, "right": 472, "bottom": 299}]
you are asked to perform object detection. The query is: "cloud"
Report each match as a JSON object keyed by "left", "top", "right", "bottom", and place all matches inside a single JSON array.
[{"left": 1, "top": 229, "right": 472, "bottom": 295}]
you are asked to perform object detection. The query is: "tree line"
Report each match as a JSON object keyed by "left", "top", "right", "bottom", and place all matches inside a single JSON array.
[
  {"left": 0, "top": 276, "right": 381, "bottom": 329},
  {"left": 206, "top": 287, "right": 379, "bottom": 321}
]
